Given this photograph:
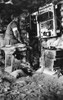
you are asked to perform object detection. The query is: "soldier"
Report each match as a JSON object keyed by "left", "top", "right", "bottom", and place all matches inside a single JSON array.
[
  {"left": 19, "top": 12, "right": 29, "bottom": 44},
  {"left": 4, "top": 14, "right": 21, "bottom": 46}
]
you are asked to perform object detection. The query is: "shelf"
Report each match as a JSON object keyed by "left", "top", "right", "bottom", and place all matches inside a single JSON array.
[
  {"left": 43, "top": 47, "right": 63, "bottom": 51},
  {"left": 40, "top": 36, "right": 57, "bottom": 39}
]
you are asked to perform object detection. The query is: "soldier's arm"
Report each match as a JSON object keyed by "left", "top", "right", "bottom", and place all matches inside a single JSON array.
[
  {"left": 12, "top": 27, "right": 21, "bottom": 42},
  {"left": 11, "top": 22, "right": 21, "bottom": 42}
]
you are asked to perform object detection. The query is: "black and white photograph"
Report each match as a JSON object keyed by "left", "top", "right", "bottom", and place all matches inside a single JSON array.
[{"left": 0, "top": 0, "right": 63, "bottom": 100}]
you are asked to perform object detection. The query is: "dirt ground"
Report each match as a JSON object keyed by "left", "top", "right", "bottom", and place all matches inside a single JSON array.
[{"left": 0, "top": 72, "right": 63, "bottom": 100}]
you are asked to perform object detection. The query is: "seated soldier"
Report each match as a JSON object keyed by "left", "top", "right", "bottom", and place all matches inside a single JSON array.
[{"left": 4, "top": 14, "right": 21, "bottom": 46}]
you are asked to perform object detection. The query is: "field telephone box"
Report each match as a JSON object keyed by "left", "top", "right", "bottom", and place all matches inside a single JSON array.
[
  {"left": 38, "top": 3, "right": 56, "bottom": 38},
  {"left": 30, "top": 2, "right": 63, "bottom": 38}
]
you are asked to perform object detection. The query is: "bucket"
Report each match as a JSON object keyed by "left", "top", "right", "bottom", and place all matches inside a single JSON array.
[{"left": 44, "top": 51, "right": 55, "bottom": 71}]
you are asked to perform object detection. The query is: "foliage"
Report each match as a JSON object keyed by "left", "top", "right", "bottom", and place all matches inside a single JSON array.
[{"left": 0, "top": 73, "right": 63, "bottom": 100}]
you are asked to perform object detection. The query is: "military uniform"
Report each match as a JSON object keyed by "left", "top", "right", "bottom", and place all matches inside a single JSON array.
[{"left": 4, "top": 20, "right": 21, "bottom": 45}]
